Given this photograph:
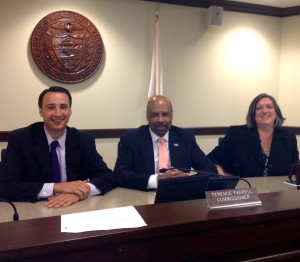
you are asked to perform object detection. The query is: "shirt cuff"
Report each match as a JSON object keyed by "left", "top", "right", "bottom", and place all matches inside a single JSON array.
[
  {"left": 38, "top": 183, "right": 54, "bottom": 199},
  {"left": 87, "top": 182, "right": 101, "bottom": 196},
  {"left": 148, "top": 174, "right": 158, "bottom": 189}
]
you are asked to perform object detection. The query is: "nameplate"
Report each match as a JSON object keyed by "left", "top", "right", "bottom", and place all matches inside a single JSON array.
[{"left": 206, "top": 187, "right": 261, "bottom": 209}]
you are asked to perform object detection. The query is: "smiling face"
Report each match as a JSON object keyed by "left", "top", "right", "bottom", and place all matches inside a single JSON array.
[
  {"left": 146, "top": 96, "right": 173, "bottom": 137},
  {"left": 255, "top": 97, "right": 276, "bottom": 128},
  {"left": 39, "top": 92, "right": 72, "bottom": 139}
]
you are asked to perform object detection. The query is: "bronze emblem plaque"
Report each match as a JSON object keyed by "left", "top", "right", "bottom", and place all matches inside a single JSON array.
[{"left": 31, "top": 11, "right": 104, "bottom": 83}]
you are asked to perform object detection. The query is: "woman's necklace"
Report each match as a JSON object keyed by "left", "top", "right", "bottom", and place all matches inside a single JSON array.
[
  {"left": 260, "top": 137, "right": 272, "bottom": 155},
  {"left": 259, "top": 128, "right": 273, "bottom": 156},
  {"left": 262, "top": 143, "right": 270, "bottom": 154}
]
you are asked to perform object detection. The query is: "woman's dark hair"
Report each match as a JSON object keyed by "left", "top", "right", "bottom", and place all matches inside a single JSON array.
[
  {"left": 246, "top": 93, "right": 285, "bottom": 128},
  {"left": 38, "top": 86, "right": 72, "bottom": 108}
]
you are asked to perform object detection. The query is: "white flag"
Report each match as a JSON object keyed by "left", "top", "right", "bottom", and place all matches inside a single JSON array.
[{"left": 147, "top": 4, "right": 163, "bottom": 101}]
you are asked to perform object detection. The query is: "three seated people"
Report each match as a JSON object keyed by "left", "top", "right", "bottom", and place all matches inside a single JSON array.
[{"left": 0, "top": 89, "right": 298, "bottom": 207}]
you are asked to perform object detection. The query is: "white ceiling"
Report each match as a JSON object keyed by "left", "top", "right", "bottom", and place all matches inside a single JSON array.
[{"left": 227, "top": 0, "right": 300, "bottom": 8}]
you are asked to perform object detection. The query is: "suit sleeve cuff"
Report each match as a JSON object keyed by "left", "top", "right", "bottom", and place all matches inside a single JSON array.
[
  {"left": 38, "top": 183, "right": 54, "bottom": 199},
  {"left": 87, "top": 182, "right": 101, "bottom": 196},
  {"left": 148, "top": 174, "right": 158, "bottom": 189}
]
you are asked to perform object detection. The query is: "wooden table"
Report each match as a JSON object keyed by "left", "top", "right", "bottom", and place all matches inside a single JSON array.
[
  {"left": 1, "top": 176, "right": 300, "bottom": 261},
  {"left": 1, "top": 176, "right": 295, "bottom": 223},
  {"left": 1, "top": 189, "right": 300, "bottom": 261}
]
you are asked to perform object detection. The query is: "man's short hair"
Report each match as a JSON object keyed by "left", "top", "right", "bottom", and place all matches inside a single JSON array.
[{"left": 38, "top": 86, "right": 72, "bottom": 108}]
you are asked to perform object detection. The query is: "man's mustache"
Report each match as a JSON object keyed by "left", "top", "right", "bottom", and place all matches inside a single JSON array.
[{"left": 154, "top": 122, "right": 168, "bottom": 128}]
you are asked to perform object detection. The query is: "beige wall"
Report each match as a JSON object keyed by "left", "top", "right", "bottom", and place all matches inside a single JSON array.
[
  {"left": 0, "top": 0, "right": 300, "bottom": 168},
  {"left": 279, "top": 15, "right": 300, "bottom": 125}
]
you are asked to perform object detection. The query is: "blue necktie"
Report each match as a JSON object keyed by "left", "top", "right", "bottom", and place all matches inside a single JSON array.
[{"left": 51, "top": 141, "right": 61, "bottom": 183}]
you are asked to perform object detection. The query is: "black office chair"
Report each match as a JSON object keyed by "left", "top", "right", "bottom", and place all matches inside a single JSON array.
[
  {"left": 218, "top": 137, "right": 224, "bottom": 145},
  {"left": 1, "top": 148, "right": 6, "bottom": 161}
]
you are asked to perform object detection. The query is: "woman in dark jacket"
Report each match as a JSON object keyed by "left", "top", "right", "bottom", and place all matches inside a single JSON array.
[{"left": 208, "top": 93, "right": 299, "bottom": 177}]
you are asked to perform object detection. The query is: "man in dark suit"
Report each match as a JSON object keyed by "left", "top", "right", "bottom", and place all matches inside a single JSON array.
[
  {"left": 114, "top": 96, "right": 217, "bottom": 191},
  {"left": 0, "top": 86, "right": 116, "bottom": 207}
]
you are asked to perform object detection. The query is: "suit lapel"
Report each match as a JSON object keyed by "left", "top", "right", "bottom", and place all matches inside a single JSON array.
[
  {"left": 169, "top": 128, "right": 181, "bottom": 168},
  {"left": 246, "top": 128, "right": 264, "bottom": 165},
  {"left": 141, "top": 128, "right": 155, "bottom": 173},
  {"left": 65, "top": 128, "right": 80, "bottom": 181},
  {"left": 269, "top": 129, "right": 283, "bottom": 160},
  {"left": 32, "top": 125, "right": 52, "bottom": 182}
]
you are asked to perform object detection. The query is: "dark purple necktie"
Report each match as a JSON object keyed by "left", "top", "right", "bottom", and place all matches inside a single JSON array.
[{"left": 51, "top": 141, "right": 61, "bottom": 183}]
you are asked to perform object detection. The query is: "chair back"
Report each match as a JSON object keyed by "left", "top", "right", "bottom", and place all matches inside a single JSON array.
[{"left": 1, "top": 148, "right": 6, "bottom": 161}]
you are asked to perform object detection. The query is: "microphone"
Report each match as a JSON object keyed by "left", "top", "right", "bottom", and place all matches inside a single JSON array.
[
  {"left": 0, "top": 198, "right": 19, "bottom": 221},
  {"left": 159, "top": 168, "right": 252, "bottom": 187},
  {"left": 159, "top": 168, "right": 252, "bottom": 189},
  {"left": 159, "top": 167, "right": 219, "bottom": 177}
]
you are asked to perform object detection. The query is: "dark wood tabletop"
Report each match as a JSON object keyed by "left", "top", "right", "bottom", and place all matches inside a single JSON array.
[{"left": 1, "top": 190, "right": 300, "bottom": 262}]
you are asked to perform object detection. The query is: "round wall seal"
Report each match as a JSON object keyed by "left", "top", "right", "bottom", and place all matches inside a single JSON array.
[{"left": 31, "top": 11, "right": 104, "bottom": 83}]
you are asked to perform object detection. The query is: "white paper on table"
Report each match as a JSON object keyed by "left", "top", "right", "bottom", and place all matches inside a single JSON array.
[{"left": 61, "top": 206, "right": 147, "bottom": 233}]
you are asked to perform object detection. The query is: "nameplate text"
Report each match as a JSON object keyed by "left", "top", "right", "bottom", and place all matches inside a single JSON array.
[{"left": 206, "top": 187, "right": 261, "bottom": 209}]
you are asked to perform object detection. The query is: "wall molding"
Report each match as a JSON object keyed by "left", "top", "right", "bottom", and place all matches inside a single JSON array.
[
  {"left": 1, "top": 126, "right": 300, "bottom": 142},
  {"left": 141, "top": 0, "right": 300, "bottom": 17}
]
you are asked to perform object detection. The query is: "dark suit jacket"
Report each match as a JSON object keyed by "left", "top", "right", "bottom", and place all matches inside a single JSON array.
[
  {"left": 0, "top": 122, "right": 116, "bottom": 202},
  {"left": 207, "top": 125, "right": 299, "bottom": 178},
  {"left": 114, "top": 125, "right": 217, "bottom": 191}
]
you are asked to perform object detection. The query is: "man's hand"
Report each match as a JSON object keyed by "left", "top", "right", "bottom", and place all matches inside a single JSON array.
[
  {"left": 44, "top": 193, "right": 80, "bottom": 208},
  {"left": 53, "top": 181, "right": 90, "bottom": 200},
  {"left": 215, "top": 164, "right": 232, "bottom": 176},
  {"left": 158, "top": 169, "right": 190, "bottom": 181}
]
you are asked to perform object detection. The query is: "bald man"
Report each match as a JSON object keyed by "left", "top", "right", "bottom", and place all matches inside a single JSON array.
[{"left": 114, "top": 96, "right": 217, "bottom": 191}]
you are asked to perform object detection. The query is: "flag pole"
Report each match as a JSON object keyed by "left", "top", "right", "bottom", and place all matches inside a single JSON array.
[
  {"left": 156, "top": 2, "right": 160, "bottom": 19},
  {"left": 147, "top": 2, "right": 163, "bottom": 101},
  {"left": 155, "top": 2, "right": 161, "bottom": 96}
]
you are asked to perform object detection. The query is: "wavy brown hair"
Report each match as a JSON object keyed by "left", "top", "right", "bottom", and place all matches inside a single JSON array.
[{"left": 246, "top": 93, "right": 285, "bottom": 128}]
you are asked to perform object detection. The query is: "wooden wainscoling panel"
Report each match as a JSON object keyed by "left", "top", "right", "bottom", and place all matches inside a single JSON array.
[{"left": 1, "top": 126, "right": 300, "bottom": 142}]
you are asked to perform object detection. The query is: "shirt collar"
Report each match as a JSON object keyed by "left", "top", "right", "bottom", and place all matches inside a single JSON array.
[
  {"left": 149, "top": 127, "right": 169, "bottom": 144},
  {"left": 44, "top": 128, "right": 67, "bottom": 149}
]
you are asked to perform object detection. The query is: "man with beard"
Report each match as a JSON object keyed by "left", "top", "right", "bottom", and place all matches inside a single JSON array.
[{"left": 114, "top": 96, "right": 217, "bottom": 191}]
